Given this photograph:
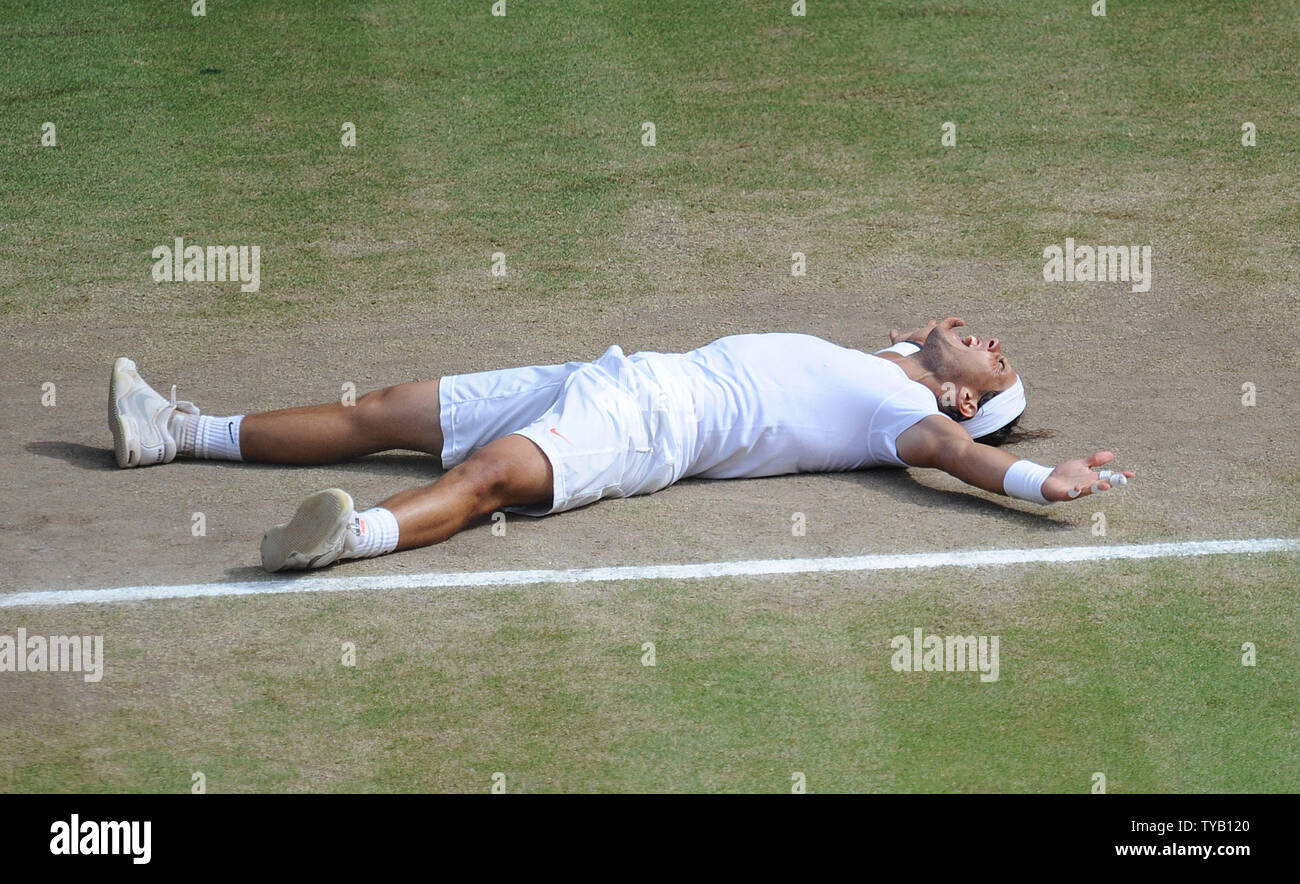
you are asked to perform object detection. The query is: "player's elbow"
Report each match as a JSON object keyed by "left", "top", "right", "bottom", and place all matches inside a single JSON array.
[{"left": 934, "top": 436, "right": 976, "bottom": 477}]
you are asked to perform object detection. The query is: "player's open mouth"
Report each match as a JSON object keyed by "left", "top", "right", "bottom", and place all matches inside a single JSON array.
[{"left": 962, "top": 335, "right": 981, "bottom": 348}]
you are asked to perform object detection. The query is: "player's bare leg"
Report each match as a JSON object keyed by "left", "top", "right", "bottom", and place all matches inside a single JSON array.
[
  {"left": 108, "top": 355, "right": 444, "bottom": 468},
  {"left": 239, "top": 381, "right": 446, "bottom": 463},
  {"left": 380, "top": 434, "right": 552, "bottom": 549},
  {"left": 260, "top": 434, "right": 553, "bottom": 571}
]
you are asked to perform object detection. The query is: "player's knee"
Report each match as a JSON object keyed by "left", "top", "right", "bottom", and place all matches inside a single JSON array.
[
  {"left": 461, "top": 453, "right": 516, "bottom": 513},
  {"left": 348, "top": 382, "right": 444, "bottom": 455},
  {"left": 352, "top": 386, "right": 400, "bottom": 435}
]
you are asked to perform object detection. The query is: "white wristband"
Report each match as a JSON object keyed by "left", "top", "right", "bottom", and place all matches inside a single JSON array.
[
  {"left": 1003, "top": 459, "right": 1054, "bottom": 504},
  {"left": 876, "top": 341, "right": 922, "bottom": 356}
]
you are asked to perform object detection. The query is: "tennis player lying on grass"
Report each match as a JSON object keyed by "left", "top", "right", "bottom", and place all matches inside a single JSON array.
[{"left": 108, "top": 317, "right": 1133, "bottom": 571}]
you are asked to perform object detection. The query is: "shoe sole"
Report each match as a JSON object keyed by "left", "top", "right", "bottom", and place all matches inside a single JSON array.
[
  {"left": 109, "top": 357, "right": 139, "bottom": 468},
  {"left": 261, "top": 489, "right": 354, "bottom": 572}
]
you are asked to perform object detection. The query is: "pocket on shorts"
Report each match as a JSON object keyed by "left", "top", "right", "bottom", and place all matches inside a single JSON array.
[{"left": 619, "top": 398, "right": 679, "bottom": 496}]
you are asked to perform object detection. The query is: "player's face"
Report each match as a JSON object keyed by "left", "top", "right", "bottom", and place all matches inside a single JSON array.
[
  {"left": 931, "top": 318, "right": 1016, "bottom": 394},
  {"left": 924, "top": 318, "right": 1018, "bottom": 418}
]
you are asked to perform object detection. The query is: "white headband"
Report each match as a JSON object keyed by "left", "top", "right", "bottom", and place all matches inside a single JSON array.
[{"left": 962, "top": 374, "right": 1025, "bottom": 439}]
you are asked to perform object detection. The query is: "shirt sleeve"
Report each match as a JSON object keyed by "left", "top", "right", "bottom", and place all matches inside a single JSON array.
[{"left": 869, "top": 384, "right": 941, "bottom": 467}]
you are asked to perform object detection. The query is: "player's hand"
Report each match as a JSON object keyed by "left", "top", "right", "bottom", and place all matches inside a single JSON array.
[
  {"left": 1043, "top": 451, "right": 1135, "bottom": 502},
  {"left": 889, "top": 318, "right": 945, "bottom": 346}
]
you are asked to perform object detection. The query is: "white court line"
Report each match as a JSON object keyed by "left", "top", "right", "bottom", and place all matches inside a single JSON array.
[{"left": 1, "top": 537, "right": 1297, "bottom": 609}]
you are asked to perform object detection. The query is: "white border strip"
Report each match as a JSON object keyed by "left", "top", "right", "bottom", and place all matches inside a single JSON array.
[{"left": 2, "top": 538, "right": 1296, "bottom": 609}]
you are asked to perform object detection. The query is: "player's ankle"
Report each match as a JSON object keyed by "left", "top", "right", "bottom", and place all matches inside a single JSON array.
[
  {"left": 179, "top": 415, "right": 244, "bottom": 460},
  {"left": 169, "top": 410, "right": 200, "bottom": 456},
  {"left": 342, "top": 507, "right": 400, "bottom": 559}
]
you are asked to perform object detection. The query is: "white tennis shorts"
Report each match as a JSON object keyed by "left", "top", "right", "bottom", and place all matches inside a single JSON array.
[{"left": 437, "top": 346, "right": 688, "bottom": 515}]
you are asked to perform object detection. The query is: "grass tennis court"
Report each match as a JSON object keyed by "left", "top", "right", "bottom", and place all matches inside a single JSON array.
[{"left": 2, "top": 0, "right": 1297, "bottom": 792}]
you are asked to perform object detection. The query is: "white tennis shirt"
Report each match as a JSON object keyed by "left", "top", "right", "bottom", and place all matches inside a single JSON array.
[{"left": 630, "top": 332, "right": 940, "bottom": 479}]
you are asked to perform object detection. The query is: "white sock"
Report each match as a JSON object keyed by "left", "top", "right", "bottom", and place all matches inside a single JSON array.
[
  {"left": 171, "top": 411, "right": 199, "bottom": 455},
  {"left": 175, "top": 414, "right": 244, "bottom": 460},
  {"left": 343, "top": 507, "right": 400, "bottom": 559}
]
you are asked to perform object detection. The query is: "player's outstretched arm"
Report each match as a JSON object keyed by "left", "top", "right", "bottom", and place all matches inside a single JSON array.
[{"left": 895, "top": 415, "right": 1134, "bottom": 503}]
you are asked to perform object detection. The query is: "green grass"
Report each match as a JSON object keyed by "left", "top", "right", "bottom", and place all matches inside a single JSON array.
[
  {"left": 3, "top": 0, "right": 1298, "bottom": 317},
  {"left": 2, "top": 555, "right": 1296, "bottom": 792}
]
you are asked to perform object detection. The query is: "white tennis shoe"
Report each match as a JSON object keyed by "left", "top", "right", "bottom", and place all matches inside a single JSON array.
[
  {"left": 261, "top": 488, "right": 356, "bottom": 572},
  {"left": 109, "top": 357, "right": 200, "bottom": 468}
]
